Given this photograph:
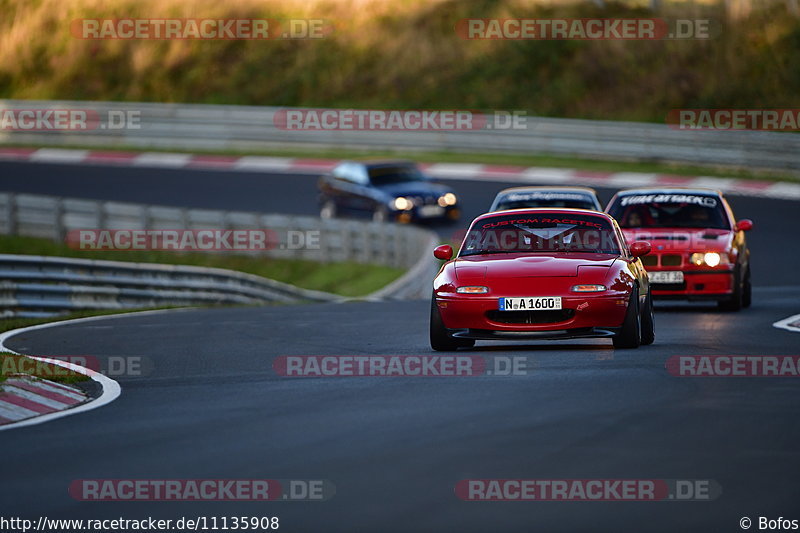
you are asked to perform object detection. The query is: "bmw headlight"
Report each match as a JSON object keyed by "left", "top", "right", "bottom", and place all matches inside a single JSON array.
[
  {"left": 704, "top": 252, "right": 721, "bottom": 267},
  {"left": 690, "top": 252, "right": 727, "bottom": 267},
  {"left": 438, "top": 193, "right": 458, "bottom": 207},
  {"left": 393, "top": 197, "right": 413, "bottom": 211}
]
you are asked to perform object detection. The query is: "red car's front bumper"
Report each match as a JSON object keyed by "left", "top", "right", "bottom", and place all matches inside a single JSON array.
[
  {"left": 650, "top": 270, "right": 734, "bottom": 299},
  {"left": 435, "top": 293, "right": 629, "bottom": 337}
]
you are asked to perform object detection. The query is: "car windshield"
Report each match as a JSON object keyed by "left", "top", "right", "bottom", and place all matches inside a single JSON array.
[
  {"left": 368, "top": 165, "right": 426, "bottom": 185},
  {"left": 496, "top": 199, "right": 596, "bottom": 210},
  {"left": 608, "top": 193, "right": 730, "bottom": 229},
  {"left": 460, "top": 213, "right": 620, "bottom": 256},
  {"left": 495, "top": 192, "right": 596, "bottom": 211}
]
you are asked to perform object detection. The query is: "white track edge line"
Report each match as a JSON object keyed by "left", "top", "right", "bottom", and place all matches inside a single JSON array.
[
  {"left": 772, "top": 313, "right": 800, "bottom": 333},
  {"left": 0, "top": 307, "right": 194, "bottom": 431}
]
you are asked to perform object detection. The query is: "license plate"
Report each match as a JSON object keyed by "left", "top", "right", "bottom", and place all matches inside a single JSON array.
[
  {"left": 418, "top": 205, "right": 445, "bottom": 217},
  {"left": 499, "top": 297, "right": 562, "bottom": 311},
  {"left": 649, "top": 271, "right": 684, "bottom": 284}
]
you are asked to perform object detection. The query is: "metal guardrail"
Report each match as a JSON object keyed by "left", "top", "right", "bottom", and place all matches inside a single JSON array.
[
  {"left": 1, "top": 100, "right": 798, "bottom": 172},
  {"left": 0, "top": 192, "right": 432, "bottom": 269},
  {"left": 0, "top": 192, "right": 441, "bottom": 315},
  {"left": 0, "top": 254, "right": 339, "bottom": 318},
  {"left": 366, "top": 231, "right": 440, "bottom": 302}
]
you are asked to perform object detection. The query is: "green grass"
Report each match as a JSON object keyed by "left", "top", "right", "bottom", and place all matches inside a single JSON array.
[
  {"left": 0, "top": 351, "right": 90, "bottom": 385},
  {"left": 0, "top": 234, "right": 405, "bottom": 298},
  {"left": 0, "top": 307, "right": 178, "bottom": 335}
]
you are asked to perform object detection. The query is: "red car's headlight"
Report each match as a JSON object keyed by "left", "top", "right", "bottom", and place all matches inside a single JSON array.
[
  {"left": 570, "top": 284, "right": 607, "bottom": 293},
  {"left": 456, "top": 286, "right": 489, "bottom": 294},
  {"left": 689, "top": 252, "right": 729, "bottom": 267}
]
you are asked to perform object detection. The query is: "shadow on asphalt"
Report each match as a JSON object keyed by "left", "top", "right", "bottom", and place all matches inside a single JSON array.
[
  {"left": 451, "top": 342, "right": 613, "bottom": 353},
  {"left": 654, "top": 303, "right": 734, "bottom": 313}
]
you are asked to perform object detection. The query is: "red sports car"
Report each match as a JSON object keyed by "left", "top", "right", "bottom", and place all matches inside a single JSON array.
[
  {"left": 430, "top": 209, "right": 655, "bottom": 350},
  {"left": 605, "top": 188, "right": 752, "bottom": 311}
]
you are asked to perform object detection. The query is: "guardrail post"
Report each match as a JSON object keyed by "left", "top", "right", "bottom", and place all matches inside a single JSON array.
[
  {"left": 395, "top": 227, "right": 407, "bottom": 268},
  {"left": 339, "top": 222, "right": 350, "bottom": 261},
  {"left": 1, "top": 193, "right": 17, "bottom": 236},
  {"left": 53, "top": 197, "right": 65, "bottom": 242},
  {"left": 359, "top": 223, "right": 370, "bottom": 264},
  {"left": 378, "top": 224, "right": 391, "bottom": 266},
  {"left": 99, "top": 201, "right": 108, "bottom": 230},
  {"left": 140, "top": 204, "right": 151, "bottom": 229}
]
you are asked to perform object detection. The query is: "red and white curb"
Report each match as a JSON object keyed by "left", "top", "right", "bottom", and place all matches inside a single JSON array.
[
  {"left": 1, "top": 147, "right": 799, "bottom": 201},
  {"left": 0, "top": 309, "right": 200, "bottom": 431},
  {"left": 0, "top": 376, "right": 88, "bottom": 425}
]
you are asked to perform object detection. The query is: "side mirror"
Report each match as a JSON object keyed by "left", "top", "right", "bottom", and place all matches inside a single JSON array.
[
  {"left": 629, "top": 241, "right": 651, "bottom": 258},
  {"left": 735, "top": 219, "right": 753, "bottom": 232},
  {"left": 433, "top": 244, "right": 454, "bottom": 261}
]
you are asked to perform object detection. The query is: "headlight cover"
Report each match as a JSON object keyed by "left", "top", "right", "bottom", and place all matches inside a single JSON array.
[
  {"left": 690, "top": 252, "right": 728, "bottom": 267},
  {"left": 456, "top": 286, "right": 489, "bottom": 294},
  {"left": 570, "top": 284, "right": 607, "bottom": 292},
  {"left": 438, "top": 193, "right": 458, "bottom": 207},
  {"left": 393, "top": 197, "right": 413, "bottom": 211}
]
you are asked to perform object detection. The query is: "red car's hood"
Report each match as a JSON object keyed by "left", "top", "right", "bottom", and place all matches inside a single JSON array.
[
  {"left": 454, "top": 253, "right": 617, "bottom": 279},
  {"left": 621, "top": 227, "right": 733, "bottom": 253}
]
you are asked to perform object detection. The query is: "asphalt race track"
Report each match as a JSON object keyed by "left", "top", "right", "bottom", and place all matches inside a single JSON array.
[{"left": 2, "top": 160, "right": 800, "bottom": 532}]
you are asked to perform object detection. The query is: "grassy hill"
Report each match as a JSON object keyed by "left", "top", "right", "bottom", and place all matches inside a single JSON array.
[{"left": 1, "top": 0, "right": 799, "bottom": 121}]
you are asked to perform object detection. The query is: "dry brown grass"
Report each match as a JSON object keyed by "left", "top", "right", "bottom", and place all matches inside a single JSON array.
[{"left": 0, "top": 0, "right": 798, "bottom": 119}]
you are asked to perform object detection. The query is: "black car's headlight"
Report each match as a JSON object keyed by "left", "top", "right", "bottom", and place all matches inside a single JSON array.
[
  {"left": 393, "top": 197, "right": 413, "bottom": 210},
  {"left": 438, "top": 193, "right": 457, "bottom": 207}
]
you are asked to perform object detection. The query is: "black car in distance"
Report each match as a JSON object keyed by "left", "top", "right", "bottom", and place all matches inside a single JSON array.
[{"left": 318, "top": 160, "right": 461, "bottom": 223}]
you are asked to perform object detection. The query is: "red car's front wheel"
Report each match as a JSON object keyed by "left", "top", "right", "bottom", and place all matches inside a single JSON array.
[
  {"left": 719, "top": 266, "right": 746, "bottom": 312},
  {"left": 613, "top": 287, "right": 642, "bottom": 349},
  {"left": 430, "top": 297, "right": 474, "bottom": 351},
  {"left": 641, "top": 288, "right": 655, "bottom": 346}
]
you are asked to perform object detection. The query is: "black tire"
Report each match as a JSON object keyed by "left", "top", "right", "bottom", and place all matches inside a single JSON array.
[
  {"left": 319, "top": 200, "right": 337, "bottom": 219},
  {"left": 613, "top": 287, "right": 641, "bottom": 349},
  {"left": 742, "top": 267, "right": 752, "bottom": 308},
  {"left": 640, "top": 288, "right": 655, "bottom": 346},
  {"left": 718, "top": 268, "right": 743, "bottom": 312},
  {"left": 430, "top": 297, "right": 461, "bottom": 351}
]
